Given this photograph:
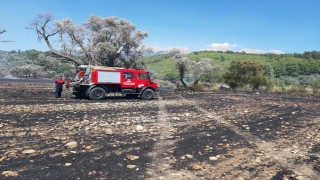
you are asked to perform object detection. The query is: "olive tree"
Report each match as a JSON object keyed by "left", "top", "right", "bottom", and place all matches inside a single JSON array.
[
  {"left": 29, "top": 12, "right": 152, "bottom": 67},
  {"left": 170, "top": 48, "right": 189, "bottom": 88},
  {"left": 9, "top": 65, "right": 43, "bottom": 78},
  {"left": 190, "top": 58, "right": 222, "bottom": 85},
  {"left": 0, "top": 67, "right": 8, "bottom": 77}
]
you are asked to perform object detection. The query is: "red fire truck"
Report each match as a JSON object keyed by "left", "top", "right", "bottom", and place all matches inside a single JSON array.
[{"left": 72, "top": 65, "right": 158, "bottom": 100}]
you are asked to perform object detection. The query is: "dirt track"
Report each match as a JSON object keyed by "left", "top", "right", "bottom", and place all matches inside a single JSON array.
[{"left": 0, "top": 80, "right": 320, "bottom": 180}]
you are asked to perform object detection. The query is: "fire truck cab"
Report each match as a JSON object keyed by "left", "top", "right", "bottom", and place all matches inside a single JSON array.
[{"left": 72, "top": 65, "right": 158, "bottom": 100}]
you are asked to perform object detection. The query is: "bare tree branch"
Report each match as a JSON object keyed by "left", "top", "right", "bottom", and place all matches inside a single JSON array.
[
  {"left": 0, "top": 28, "right": 6, "bottom": 34},
  {"left": 0, "top": 28, "right": 17, "bottom": 42},
  {"left": 28, "top": 12, "right": 81, "bottom": 66}
]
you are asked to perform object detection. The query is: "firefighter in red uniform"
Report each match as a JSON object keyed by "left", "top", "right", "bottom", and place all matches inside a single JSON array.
[
  {"left": 53, "top": 76, "right": 65, "bottom": 98},
  {"left": 66, "top": 78, "right": 71, "bottom": 89}
]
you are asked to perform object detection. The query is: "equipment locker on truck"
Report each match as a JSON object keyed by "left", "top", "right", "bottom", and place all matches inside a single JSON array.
[{"left": 72, "top": 65, "right": 158, "bottom": 100}]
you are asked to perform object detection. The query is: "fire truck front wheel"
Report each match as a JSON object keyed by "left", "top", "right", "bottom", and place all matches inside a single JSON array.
[
  {"left": 141, "top": 89, "right": 155, "bottom": 100},
  {"left": 89, "top": 87, "right": 106, "bottom": 100}
]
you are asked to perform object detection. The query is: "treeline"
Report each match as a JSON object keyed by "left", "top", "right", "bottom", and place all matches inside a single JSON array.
[
  {"left": 139, "top": 50, "right": 320, "bottom": 89},
  {"left": 0, "top": 49, "right": 75, "bottom": 78},
  {"left": 207, "top": 50, "right": 320, "bottom": 60},
  {"left": 9, "top": 65, "right": 56, "bottom": 78},
  {"left": 187, "top": 50, "right": 320, "bottom": 78},
  {"left": 269, "top": 58, "right": 320, "bottom": 77}
]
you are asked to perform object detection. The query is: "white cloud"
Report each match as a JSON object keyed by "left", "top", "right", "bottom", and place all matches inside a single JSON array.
[
  {"left": 145, "top": 43, "right": 285, "bottom": 55},
  {"left": 145, "top": 45, "right": 192, "bottom": 54},
  {"left": 206, "top": 42, "right": 285, "bottom": 54},
  {"left": 268, "top": 50, "right": 285, "bottom": 54},
  {"left": 206, "top": 43, "right": 238, "bottom": 51}
]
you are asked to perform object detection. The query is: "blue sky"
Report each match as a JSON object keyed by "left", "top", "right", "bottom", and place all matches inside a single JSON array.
[{"left": 0, "top": 0, "right": 319, "bottom": 54}]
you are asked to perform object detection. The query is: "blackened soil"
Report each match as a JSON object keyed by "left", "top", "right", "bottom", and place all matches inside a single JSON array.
[
  {"left": 1, "top": 82, "right": 320, "bottom": 179},
  {"left": 172, "top": 122, "right": 255, "bottom": 170}
]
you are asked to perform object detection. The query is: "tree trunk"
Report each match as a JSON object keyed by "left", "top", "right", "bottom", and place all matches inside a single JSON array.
[
  {"left": 43, "top": 36, "right": 81, "bottom": 67},
  {"left": 193, "top": 74, "right": 203, "bottom": 86},
  {"left": 193, "top": 79, "right": 200, "bottom": 86},
  {"left": 180, "top": 77, "right": 187, "bottom": 88}
]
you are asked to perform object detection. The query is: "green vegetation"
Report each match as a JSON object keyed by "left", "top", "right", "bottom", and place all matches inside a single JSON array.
[
  {"left": 139, "top": 50, "right": 320, "bottom": 93},
  {"left": 223, "top": 60, "right": 264, "bottom": 88},
  {"left": 141, "top": 50, "right": 320, "bottom": 80},
  {"left": 139, "top": 54, "right": 178, "bottom": 80},
  {"left": 311, "top": 79, "right": 320, "bottom": 95},
  {"left": 0, "top": 49, "right": 74, "bottom": 78},
  {"left": 1, "top": 48, "right": 320, "bottom": 95}
]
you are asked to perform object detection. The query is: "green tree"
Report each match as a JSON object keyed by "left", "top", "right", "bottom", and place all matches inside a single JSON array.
[
  {"left": 263, "top": 65, "right": 274, "bottom": 81},
  {"left": 25, "top": 49, "right": 39, "bottom": 64},
  {"left": 35, "top": 58, "right": 54, "bottom": 70},
  {"left": 6, "top": 55, "right": 16, "bottom": 62},
  {"left": 223, "top": 60, "right": 268, "bottom": 89},
  {"left": 164, "top": 72, "right": 179, "bottom": 82},
  {"left": 273, "top": 61, "right": 287, "bottom": 77},
  {"left": 285, "top": 62, "right": 299, "bottom": 77}
]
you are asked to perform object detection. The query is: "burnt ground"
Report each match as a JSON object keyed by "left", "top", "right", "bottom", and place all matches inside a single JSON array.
[{"left": 0, "top": 79, "right": 320, "bottom": 180}]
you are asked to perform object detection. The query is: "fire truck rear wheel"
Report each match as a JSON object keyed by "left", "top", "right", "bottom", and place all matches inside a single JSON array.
[
  {"left": 89, "top": 87, "right": 106, "bottom": 100},
  {"left": 141, "top": 89, "right": 154, "bottom": 100}
]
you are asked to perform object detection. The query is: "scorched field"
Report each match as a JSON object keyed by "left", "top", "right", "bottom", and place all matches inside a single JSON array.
[{"left": 0, "top": 79, "right": 320, "bottom": 180}]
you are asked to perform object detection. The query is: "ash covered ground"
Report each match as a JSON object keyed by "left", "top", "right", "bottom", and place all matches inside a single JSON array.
[{"left": 0, "top": 79, "right": 320, "bottom": 180}]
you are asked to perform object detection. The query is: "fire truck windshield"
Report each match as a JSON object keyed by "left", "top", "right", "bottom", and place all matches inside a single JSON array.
[
  {"left": 147, "top": 72, "right": 153, "bottom": 84},
  {"left": 84, "top": 68, "right": 91, "bottom": 79}
]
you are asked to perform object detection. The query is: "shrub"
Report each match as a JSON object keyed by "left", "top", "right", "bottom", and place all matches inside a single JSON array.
[
  {"left": 201, "top": 67, "right": 224, "bottom": 83},
  {"left": 222, "top": 72, "right": 240, "bottom": 89},
  {"left": 164, "top": 72, "right": 179, "bottom": 82},
  {"left": 311, "top": 79, "right": 320, "bottom": 95},
  {"left": 286, "top": 85, "right": 308, "bottom": 94},
  {"left": 238, "top": 84, "right": 254, "bottom": 91},
  {"left": 249, "top": 75, "right": 272, "bottom": 91},
  {"left": 0, "top": 67, "right": 8, "bottom": 77},
  {"left": 271, "top": 84, "right": 287, "bottom": 93},
  {"left": 188, "top": 84, "right": 205, "bottom": 92},
  {"left": 156, "top": 79, "right": 174, "bottom": 88}
]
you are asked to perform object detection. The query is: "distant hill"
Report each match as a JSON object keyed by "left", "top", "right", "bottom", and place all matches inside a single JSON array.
[
  {"left": 2, "top": 49, "right": 320, "bottom": 83},
  {"left": 139, "top": 50, "right": 320, "bottom": 81},
  {"left": 144, "top": 50, "right": 170, "bottom": 57}
]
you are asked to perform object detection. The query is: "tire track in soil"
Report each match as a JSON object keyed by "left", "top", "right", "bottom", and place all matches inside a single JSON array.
[
  {"left": 178, "top": 95, "right": 318, "bottom": 179},
  {"left": 146, "top": 94, "right": 199, "bottom": 180}
]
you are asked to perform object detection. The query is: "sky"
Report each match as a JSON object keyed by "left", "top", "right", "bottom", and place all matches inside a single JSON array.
[{"left": 0, "top": 0, "right": 319, "bottom": 54}]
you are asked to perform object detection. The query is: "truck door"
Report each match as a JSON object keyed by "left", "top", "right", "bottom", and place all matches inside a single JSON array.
[
  {"left": 121, "top": 72, "right": 136, "bottom": 89},
  {"left": 136, "top": 72, "right": 149, "bottom": 89}
]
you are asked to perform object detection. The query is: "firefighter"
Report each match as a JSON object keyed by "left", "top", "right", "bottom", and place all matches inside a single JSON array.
[
  {"left": 176, "top": 80, "right": 180, "bottom": 89},
  {"left": 75, "top": 69, "right": 84, "bottom": 81},
  {"left": 53, "top": 76, "right": 65, "bottom": 98},
  {"left": 66, "top": 78, "right": 71, "bottom": 89}
]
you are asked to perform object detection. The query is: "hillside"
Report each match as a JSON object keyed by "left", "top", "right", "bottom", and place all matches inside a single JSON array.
[
  {"left": 140, "top": 50, "right": 320, "bottom": 84},
  {"left": 1, "top": 49, "right": 320, "bottom": 86},
  {"left": 0, "top": 50, "right": 74, "bottom": 78}
]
